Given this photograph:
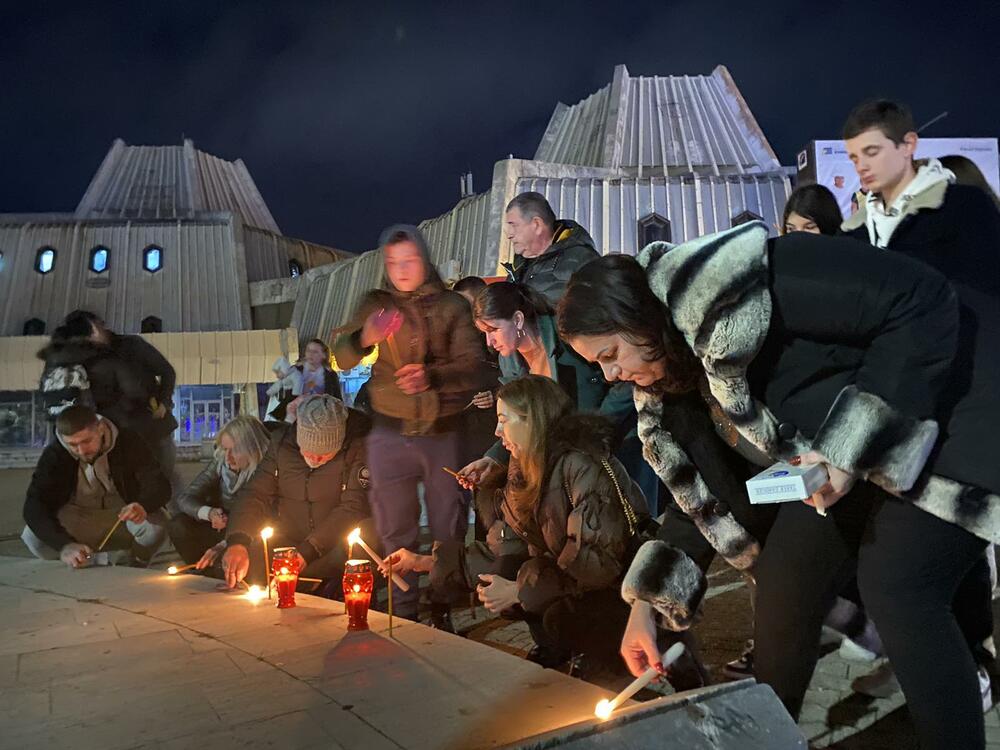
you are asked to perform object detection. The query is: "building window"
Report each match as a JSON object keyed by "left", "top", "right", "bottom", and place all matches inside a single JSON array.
[
  {"left": 289, "top": 259, "right": 303, "bottom": 278},
  {"left": 143, "top": 245, "right": 163, "bottom": 273},
  {"left": 35, "top": 247, "right": 56, "bottom": 274},
  {"left": 89, "top": 246, "right": 110, "bottom": 273},
  {"left": 731, "top": 210, "right": 763, "bottom": 227},
  {"left": 174, "top": 385, "right": 236, "bottom": 445},
  {"left": 141, "top": 315, "right": 163, "bottom": 333},
  {"left": 0, "top": 392, "right": 49, "bottom": 448},
  {"left": 23, "top": 318, "right": 46, "bottom": 336},
  {"left": 637, "top": 212, "right": 672, "bottom": 248}
]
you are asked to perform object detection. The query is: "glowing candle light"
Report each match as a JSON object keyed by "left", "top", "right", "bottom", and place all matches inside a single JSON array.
[
  {"left": 346, "top": 528, "right": 409, "bottom": 591},
  {"left": 594, "top": 642, "right": 686, "bottom": 720},
  {"left": 245, "top": 584, "right": 266, "bottom": 604},
  {"left": 167, "top": 563, "right": 197, "bottom": 575}
]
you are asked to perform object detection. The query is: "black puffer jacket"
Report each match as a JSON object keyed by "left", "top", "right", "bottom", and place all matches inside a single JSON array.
[
  {"left": 492, "top": 414, "right": 649, "bottom": 611},
  {"left": 504, "top": 220, "right": 600, "bottom": 306},
  {"left": 226, "top": 410, "right": 372, "bottom": 564}
]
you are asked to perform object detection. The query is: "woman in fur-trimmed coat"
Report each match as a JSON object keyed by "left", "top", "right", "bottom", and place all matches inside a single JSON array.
[{"left": 559, "top": 221, "right": 995, "bottom": 750}]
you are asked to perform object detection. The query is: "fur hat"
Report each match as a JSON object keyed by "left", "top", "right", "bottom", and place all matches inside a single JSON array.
[{"left": 296, "top": 395, "right": 347, "bottom": 456}]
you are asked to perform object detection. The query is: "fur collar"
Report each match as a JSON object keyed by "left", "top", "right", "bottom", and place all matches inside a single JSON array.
[
  {"left": 636, "top": 220, "right": 997, "bottom": 545},
  {"left": 841, "top": 178, "right": 949, "bottom": 233}
]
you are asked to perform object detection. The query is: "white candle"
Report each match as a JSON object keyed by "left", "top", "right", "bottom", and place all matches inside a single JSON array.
[
  {"left": 595, "top": 642, "right": 686, "bottom": 720},
  {"left": 347, "top": 528, "right": 410, "bottom": 592}
]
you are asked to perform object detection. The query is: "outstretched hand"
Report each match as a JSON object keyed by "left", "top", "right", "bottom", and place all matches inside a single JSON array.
[{"left": 361, "top": 307, "right": 403, "bottom": 348}]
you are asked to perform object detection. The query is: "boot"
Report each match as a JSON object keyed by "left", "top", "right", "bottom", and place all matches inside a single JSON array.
[{"left": 429, "top": 603, "right": 455, "bottom": 633}]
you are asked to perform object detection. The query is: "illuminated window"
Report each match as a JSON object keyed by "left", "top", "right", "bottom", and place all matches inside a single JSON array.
[
  {"left": 289, "top": 260, "right": 303, "bottom": 278},
  {"left": 143, "top": 245, "right": 163, "bottom": 273},
  {"left": 89, "top": 246, "right": 109, "bottom": 273},
  {"left": 35, "top": 247, "right": 56, "bottom": 274}
]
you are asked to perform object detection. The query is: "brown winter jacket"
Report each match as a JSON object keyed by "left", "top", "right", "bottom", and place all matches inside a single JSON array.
[
  {"left": 226, "top": 410, "right": 371, "bottom": 564},
  {"left": 493, "top": 414, "right": 649, "bottom": 612},
  {"left": 333, "top": 225, "right": 485, "bottom": 435}
]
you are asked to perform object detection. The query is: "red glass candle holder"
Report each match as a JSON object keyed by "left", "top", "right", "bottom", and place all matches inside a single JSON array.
[
  {"left": 343, "top": 559, "right": 374, "bottom": 631},
  {"left": 271, "top": 547, "right": 302, "bottom": 609}
]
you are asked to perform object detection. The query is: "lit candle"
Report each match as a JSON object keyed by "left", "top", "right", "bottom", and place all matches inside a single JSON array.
[
  {"left": 594, "top": 642, "right": 686, "bottom": 720},
  {"left": 271, "top": 547, "right": 302, "bottom": 609},
  {"left": 167, "top": 563, "right": 198, "bottom": 575},
  {"left": 343, "top": 559, "right": 374, "bottom": 631},
  {"left": 260, "top": 526, "right": 274, "bottom": 600},
  {"left": 347, "top": 528, "right": 409, "bottom": 591},
  {"left": 244, "top": 584, "right": 266, "bottom": 604}
]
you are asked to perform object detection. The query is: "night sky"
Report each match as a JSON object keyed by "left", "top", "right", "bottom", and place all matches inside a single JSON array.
[{"left": 2, "top": 1, "right": 997, "bottom": 252}]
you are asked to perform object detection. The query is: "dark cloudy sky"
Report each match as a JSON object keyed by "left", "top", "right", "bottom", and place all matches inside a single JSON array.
[{"left": 1, "top": 1, "right": 997, "bottom": 251}]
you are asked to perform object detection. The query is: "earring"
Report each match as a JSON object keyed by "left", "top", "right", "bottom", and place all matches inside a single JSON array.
[{"left": 516, "top": 327, "right": 524, "bottom": 339}]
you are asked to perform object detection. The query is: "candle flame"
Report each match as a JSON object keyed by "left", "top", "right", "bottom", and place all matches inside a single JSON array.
[
  {"left": 167, "top": 566, "right": 178, "bottom": 575},
  {"left": 280, "top": 567, "right": 289, "bottom": 575},
  {"left": 347, "top": 528, "right": 361, "bottom": 545},
  {"left": 260, "top": 526, "right": 274, "bottom": 540},
  {"left": 245, "top": 584, "right": 266, "bottom": 603},
  {"left": 595, "top": 699, "right": 613, "bottom": 720},
  {"left": 352, "top": 583, "right": 361, "bottom": 593}
]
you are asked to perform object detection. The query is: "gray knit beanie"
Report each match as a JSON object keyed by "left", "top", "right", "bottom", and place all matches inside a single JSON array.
[{"left": 296, "top": 395, "right": 347, "bottom": 456}]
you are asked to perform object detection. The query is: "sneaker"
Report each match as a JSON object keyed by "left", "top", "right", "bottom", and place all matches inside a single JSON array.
[
  {"left": 722, "top": 639, "right": 755, "bottom": 680},
  {"left": 980, "top": 666, "right": 993, "bottom": 713},
  {"left": 839, "top": 636, "right": 879, "bottom": 662},
  {"left": 852, "top": 662, "right": 900, "bottom": 698}
]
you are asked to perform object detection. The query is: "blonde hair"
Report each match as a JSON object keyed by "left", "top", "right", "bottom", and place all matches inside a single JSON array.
[
  {"left": 496, "top": 375, "right": 573, "bottom": 510},
  {"left": 215, "top": 415, "right": 270, "bottom": 474}
]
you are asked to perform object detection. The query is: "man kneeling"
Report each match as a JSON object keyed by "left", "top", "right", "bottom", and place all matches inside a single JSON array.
[
  {"left": 22, "top": 405, "right": 170, "bottom": 568},
  {"left": 221, "top": 394, "right": 374, "bottom": 590}
]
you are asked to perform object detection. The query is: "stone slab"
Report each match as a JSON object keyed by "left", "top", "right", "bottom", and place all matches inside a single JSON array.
[{"left": 0, "top": 557, "right": 618, "bottom": 750}]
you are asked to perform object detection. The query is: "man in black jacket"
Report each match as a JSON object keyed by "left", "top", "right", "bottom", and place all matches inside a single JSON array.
[
  {"left": 221, "top": 395, "right": 374, "bottom": 589},
  {"left": 501, "top": 192, "right": 599, "bottom": 307},
  {"left": 21, "top": 405, "right": 170, "bottom": 567},
  {"left": 841, "top": 99, "right": 1000, "bottom": 736},
  {"left": 63, "top": 310, "right": 179, "bottom": 476}
]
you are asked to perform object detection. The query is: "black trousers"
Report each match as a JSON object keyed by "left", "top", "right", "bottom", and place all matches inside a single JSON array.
[
  {"left": 167, "top": 513, "right": 224, "bottom": 565},
  {"left": 753, "top": 485, "right": 987, "bottom": 750}
]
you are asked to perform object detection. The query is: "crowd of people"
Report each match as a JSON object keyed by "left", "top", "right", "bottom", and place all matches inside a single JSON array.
[{"left": 19, "top": 98, "right": 1000, "bottom": 749}]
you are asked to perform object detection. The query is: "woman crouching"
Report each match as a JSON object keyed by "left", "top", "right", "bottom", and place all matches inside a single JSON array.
[{"left": 385, "top": 375, "right": 649, "bottom": 674}]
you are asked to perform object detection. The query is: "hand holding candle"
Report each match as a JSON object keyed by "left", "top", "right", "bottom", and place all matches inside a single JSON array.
[
  {"left": 347, "top": 528, "right": 409, "bottom": 591},
  {"left": 595, "top": 642, "right": 686, "bottom": 720}
]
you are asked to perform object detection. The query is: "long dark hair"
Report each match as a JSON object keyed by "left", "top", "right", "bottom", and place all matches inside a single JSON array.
[
  {"left": 556, "top": 254, "right": 701, "bottom": 394},
  {"left": 472, "top": 282, "right": 551, "bottom": 327},
  {"left": 781, "top": 184, "right": 842, "bottom": 236}
]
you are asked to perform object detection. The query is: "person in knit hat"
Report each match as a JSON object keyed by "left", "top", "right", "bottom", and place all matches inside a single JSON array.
[{"left": 221, "top": 394, "right": 376, "bottom": 589}]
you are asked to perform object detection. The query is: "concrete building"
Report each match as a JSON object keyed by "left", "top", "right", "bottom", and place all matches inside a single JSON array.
[
  {"left": 0, "top": 63, "right": 790, "bottom": 459},
  {"left": 286, "top": 64, "right": 792, "bottom": 344},
  {"left": 0, "top": 139, "right": 350, "bottom": 456}
]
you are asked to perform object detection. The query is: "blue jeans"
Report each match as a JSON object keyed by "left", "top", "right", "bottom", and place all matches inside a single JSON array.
[{"left": 366, "top": 421, "right": 470, "bottom": 613}]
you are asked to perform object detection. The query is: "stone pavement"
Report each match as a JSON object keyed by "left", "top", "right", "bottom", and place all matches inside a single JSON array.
[
  {"left": 2, "top": 514, "right": 999, "bottom": 748},
  {"left": 0, "top": 556, "right": 642, "bottom": 750}
]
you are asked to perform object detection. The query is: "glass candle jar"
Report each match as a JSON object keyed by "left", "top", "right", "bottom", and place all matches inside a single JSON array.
[
  {"left": 271, "top": 547, "right": 302, "bottom": 609},
  {"left": 343, "top": 559, "right": 374, "bottom": 631}
]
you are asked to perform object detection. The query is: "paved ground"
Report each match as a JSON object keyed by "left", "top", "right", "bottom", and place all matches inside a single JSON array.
[{"left": 3, "top": 461, "right": 998, "bottom": 747}]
